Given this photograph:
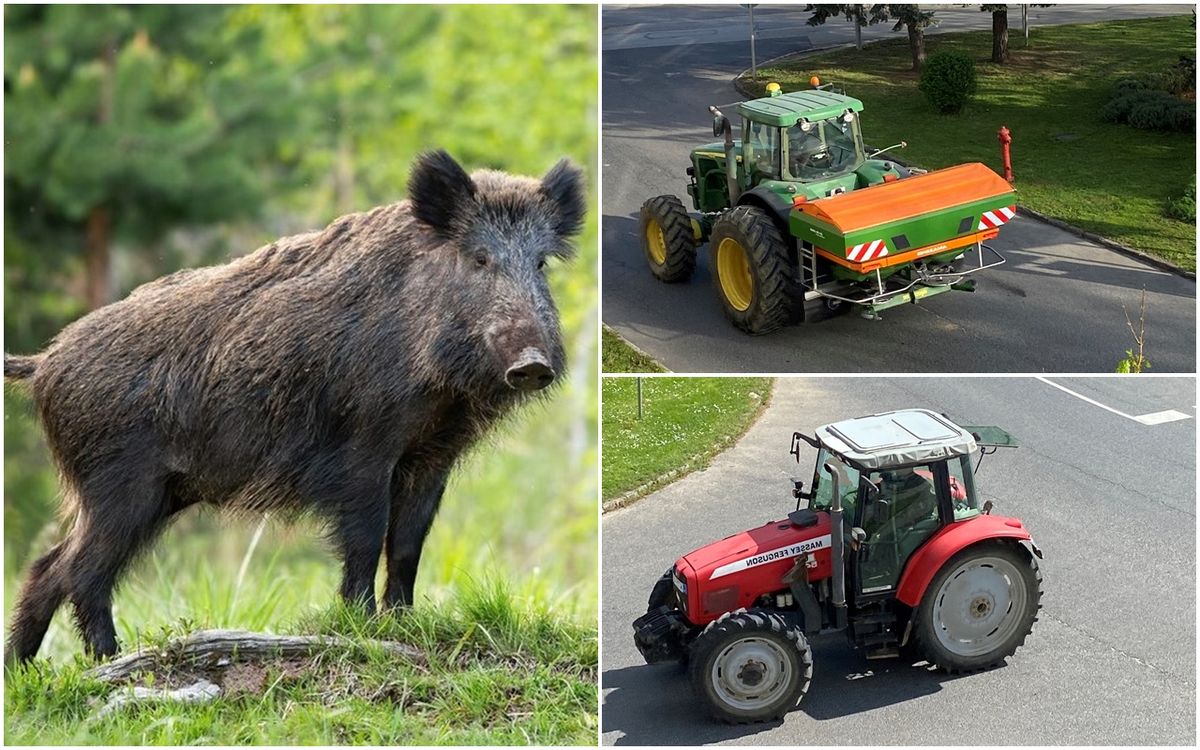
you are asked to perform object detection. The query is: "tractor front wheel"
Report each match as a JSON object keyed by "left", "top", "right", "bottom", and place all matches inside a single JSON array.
[
  {"left": 688, "top": 609, "right": 812, "bottom": 724},
  {"left": 641, "top": 195, "right": 697, "bottom": 282},
  {"left": 710, "top": 206, "right": 798, "bottom": 335},
  {"left": 911, "top": 541, "right": 1042, "bottom": 673}
]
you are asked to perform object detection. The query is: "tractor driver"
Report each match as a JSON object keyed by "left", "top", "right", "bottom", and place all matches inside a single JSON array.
[{"left": 788, "top": 124, "right": 826, "bottom": 175}]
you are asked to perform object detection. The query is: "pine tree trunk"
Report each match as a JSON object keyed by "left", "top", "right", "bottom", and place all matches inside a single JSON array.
[
  {"left": 84, "top": 207, "right": 111, "bottom": 310},
  {"left": 907, "top": 23, "right": 926, "bottom": 71},
  {"left": 992, "top": 9, "right": 1010, "bottom": 63}
]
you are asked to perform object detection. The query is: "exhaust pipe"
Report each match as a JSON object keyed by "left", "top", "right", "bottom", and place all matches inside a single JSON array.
[
  {"left": 823, "top": 460, "right": 849, "bottom": 611},
  {"left": 709, "top": 106, "right": 740, "bottom": 204}
]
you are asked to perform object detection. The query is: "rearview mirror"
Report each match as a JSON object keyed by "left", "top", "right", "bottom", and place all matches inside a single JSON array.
[{"left": 713, "top": 114, "right": 730, "bottom": 139}]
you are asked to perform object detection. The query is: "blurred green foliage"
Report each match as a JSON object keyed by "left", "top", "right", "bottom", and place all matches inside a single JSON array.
[{"left": 4, "top": 3, "right": 598, "bottom": 664}]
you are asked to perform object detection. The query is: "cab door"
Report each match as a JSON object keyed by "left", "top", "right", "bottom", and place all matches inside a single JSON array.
[{"left": 853, "top": 462, "right": 952, "bottom": 599}]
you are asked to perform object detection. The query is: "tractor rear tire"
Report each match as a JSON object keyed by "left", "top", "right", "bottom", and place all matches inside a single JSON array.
[
  {"left": 688, "top": 609, "right": 812, "bottom": 724},
  {"left": 641, "top": 195, "right": 696, "bottom": 282},
  {"left": 710, "top": 206, "right": 799, "bottom": 335},
  {"left": 911, "top": 541, "right": 1042, "bottom": 673}
]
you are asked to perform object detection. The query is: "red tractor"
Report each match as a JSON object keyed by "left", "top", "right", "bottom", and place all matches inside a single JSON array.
[{"left": 632, "top": 409, "right": 1043, "bottom": 723}]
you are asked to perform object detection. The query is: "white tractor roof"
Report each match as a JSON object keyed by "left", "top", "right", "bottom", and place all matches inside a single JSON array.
[{"left": 815, "top": 408, "right": 978, "bottom": 471}]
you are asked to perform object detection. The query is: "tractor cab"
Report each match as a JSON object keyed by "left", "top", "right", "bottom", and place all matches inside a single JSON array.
[
  {"left": 688, "top": 84, "right": 906, "bottom": 213},
  {"left": 794, "top": 408, "right": 1018, "bottom": 600}
]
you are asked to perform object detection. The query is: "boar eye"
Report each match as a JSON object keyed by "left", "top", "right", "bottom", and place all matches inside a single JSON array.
[
  {"left": 536, "top": 258, "right": 546, "bottom": 271},
  {"left": 474, "top": 252, "right": 488, "bottom": 268}
]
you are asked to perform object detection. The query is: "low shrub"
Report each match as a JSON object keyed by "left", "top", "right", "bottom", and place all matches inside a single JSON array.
[
  {"left": 1165, "top": 176, "right": 1196, "bottom": 223},
  {"left": 1101, "top": 89, "right": 1194, "bottom": 132},
  {"left": 918, "top": 51, "right": 977, "bottom": 114}
]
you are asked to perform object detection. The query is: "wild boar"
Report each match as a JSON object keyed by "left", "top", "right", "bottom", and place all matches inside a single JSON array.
[{"left": 4, "top": 150, "right": 585, "bottom": 663}]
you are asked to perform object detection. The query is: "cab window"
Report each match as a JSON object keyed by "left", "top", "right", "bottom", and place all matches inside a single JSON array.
[
  {"left": 744, "top": 119, "right": 780, "bottom": 180},
  {"left": 950, "top": 453, "right": 982, "bottom": 521},
  {"left": 810, "top": 450, "right": 859, "bottom": 520}
]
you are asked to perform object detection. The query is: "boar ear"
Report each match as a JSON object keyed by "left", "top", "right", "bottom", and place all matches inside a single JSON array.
[
  {"left": 540, "top": 159, "right": 586, "bottom": 238},
  {"left": 408, "top": 150, "right": 477, "bottom": 237}
]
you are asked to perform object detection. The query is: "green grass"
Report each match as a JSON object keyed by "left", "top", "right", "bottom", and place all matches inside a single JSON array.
[
  {"left": 4, "top": 579, "right": 596, "bottom": 745},
  {"left": 601, "top": 377, "right": 772, "bottom": 500},
  {"left": 601, "top": 326, "right": 667, "bottom": 373},
  {"left": 743, "top": 16, "right": 1197, "bottom": 270}
]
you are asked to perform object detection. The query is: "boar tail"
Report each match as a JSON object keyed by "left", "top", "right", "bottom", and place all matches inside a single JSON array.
[{"left": 4, "top": 354, "right": 40, "bottom": 380}]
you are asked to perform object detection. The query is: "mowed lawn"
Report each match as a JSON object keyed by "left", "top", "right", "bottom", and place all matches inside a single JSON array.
[
  {"left": 744, "top": 16, "right": 1196, "bottom": 270},
  {"left": 602, "top": 377, "right": 771, "bottom": 500}
]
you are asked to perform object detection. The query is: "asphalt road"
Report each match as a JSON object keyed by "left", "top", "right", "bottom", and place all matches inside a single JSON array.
[
  {"left": 601, "top": 4, "right": 1196, "bottom": 373},
  {"left": 601, "top": 377, "right": 1196, "bottom": 745}
]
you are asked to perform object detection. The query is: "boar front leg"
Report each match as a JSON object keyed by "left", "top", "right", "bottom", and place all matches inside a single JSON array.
[
  {"left": 332, "top": 481, "right": 392, "bottom": 615},
  {"left": 383, "top": 469, "right": 449, "bottom": 610}
]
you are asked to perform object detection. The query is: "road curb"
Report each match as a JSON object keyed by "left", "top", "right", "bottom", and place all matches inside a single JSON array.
[
  {"left": 601, "top": 381, "right": 773, "bottom": 514},
  {"left": 730, "top": 44, "right": 1196, "bottom": 281}
]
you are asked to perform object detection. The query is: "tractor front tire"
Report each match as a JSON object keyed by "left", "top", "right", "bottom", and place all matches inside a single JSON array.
[
  {"left": 911, "top": 541, "right": 1042, "bottom": 673},
  {"left": 688, "top": 609, "right": 812, "bottom": 724},
  {"left": 647, "top": 569, "right": 674, "bottom": 611},
  {"left": 641, "top": 195, "right": 697, "bottom": 283},
  {"left": 710, "top": 206, "right": 798, "bottom": 335}
]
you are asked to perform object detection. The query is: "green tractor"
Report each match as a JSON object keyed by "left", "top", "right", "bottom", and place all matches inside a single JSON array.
[{"left": 640, "top": 80, "right": 1017, "bottom": 334}]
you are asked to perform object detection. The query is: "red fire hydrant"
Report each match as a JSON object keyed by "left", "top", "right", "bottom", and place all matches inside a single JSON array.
[{"left": 997, "top": 126, "right": 1014, "bottom": 183}]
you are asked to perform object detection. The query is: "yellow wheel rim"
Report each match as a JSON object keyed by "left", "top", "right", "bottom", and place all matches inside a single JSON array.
[
  {"left": 645, "top": 219, "right": 667, "bottom": 265},
  {"left": 716, "top": 237, "right": 754, "bottom": 312}
]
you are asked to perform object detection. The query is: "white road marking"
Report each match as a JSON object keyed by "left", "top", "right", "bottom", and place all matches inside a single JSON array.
[
  {"left": 1132, "top": 410, "right": 1192, "bottom": 426},
  {"left": 1036, "top": 377, "right": 1193, "bottom": 426}
]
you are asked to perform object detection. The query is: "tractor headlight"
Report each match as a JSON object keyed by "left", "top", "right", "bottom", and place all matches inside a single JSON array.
[{"left": 672, "top": 567, "right": 688, "bottom": 612}]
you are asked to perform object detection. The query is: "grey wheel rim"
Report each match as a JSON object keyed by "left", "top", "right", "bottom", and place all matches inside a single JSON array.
[
  {"left": 932, "top": 555, "right": 1028, "bottom": 658},
  {"left": 710, "top": 636, "right": 793, "bottom": 711}
]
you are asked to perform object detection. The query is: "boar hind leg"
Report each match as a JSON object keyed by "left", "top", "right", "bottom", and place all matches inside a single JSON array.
[
  {"left": 63, "top": 479, "right": 173, "bottom": 660},
  {"left": 5, "top": 542, "right": 69, "bottom": 665},
  {"left": 383, "top": 471, "right": 449, "bottom": 610}
]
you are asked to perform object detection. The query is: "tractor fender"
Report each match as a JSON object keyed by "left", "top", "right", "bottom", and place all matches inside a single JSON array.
[
  {"left": 894, "top": 514, "right": 1034, "bottom": 608},
  {"left": 736, "top": 187, "right": 795, "bottom": 240}
]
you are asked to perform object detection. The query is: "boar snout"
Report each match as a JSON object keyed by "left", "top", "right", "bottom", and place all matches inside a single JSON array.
[{"left": 505, "top": 348, "right": 556, "bottom": 391}]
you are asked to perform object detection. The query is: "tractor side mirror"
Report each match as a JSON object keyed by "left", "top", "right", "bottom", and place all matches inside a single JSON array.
[{"left": 712, "top": 114, "right": 730, "bottom": 139}]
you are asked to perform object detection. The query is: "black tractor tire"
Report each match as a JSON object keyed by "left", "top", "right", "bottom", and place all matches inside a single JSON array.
[
  {"left": 709, "top": 206, "right": 799, "bottom": 335},
  {"left": 687, "top": 609, "right": 812, "bottom": 724},
  {"left": 647, "top": 569, "right": 674, "bottom": 611},
  {"left": 640, "top": 195, "right": 697, "bottom": 283},
  {"left": 911, "top": 541, "right": 1042, "bottom": 673}
]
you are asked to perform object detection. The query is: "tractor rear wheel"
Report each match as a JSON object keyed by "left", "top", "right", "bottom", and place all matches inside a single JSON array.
[
  {"left": 911, "top": 541, "right": 1042, "bottom": 673},
  {"left": 710, "top": 206, "right": 798, "bottom": 335},
  {"left": 688, "top": 609, "right": 812, "bottom": 724},
  {"left": 641, "top": 195, "right": 697, "bottom": 282}
]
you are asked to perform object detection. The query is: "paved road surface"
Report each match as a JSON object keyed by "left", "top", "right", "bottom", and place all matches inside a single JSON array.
[
  {"left": 601, "top": 377, "right": 1196, "bottom": 745},
  {"left": 602, "top": 4, "right": 1196, "bottom": 372}
]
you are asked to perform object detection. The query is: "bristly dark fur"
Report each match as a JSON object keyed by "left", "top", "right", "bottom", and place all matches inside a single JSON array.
[{"left": 4, "top": 151, "right": 586, "bottom": 665}]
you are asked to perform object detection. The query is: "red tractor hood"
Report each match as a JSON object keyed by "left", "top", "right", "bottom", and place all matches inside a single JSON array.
[{"left": 675, "top": 513, "right": 836, "bottom": 623}]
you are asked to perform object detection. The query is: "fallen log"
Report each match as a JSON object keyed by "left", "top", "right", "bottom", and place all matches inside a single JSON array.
[{"left": 85, "top": 628, "right": 425, "bottom": 683}]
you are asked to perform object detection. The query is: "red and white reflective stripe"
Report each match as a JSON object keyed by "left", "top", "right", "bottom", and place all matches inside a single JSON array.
[
  {"left": 978, "top": 205, "right": 1017, "bottom": 230},
  {"left": 846, "top": 239, "right": 888, "bottom": 262}
]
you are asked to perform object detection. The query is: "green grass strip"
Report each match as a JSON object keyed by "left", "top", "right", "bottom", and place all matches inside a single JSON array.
[{"left": 602, "top": 377, "right": 772, "bottom": 501}]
